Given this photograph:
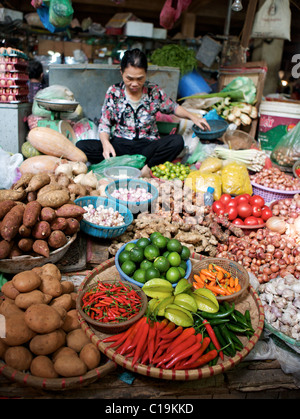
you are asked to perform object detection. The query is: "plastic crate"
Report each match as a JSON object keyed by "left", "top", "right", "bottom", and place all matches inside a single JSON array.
[{"left": 74, "top": 196, "right": 133, "bottom": 239}]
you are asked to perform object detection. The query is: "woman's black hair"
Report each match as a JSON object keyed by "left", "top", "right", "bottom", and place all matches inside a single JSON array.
[
  {"left": 120, "top": 48, "right": 148, "bottom": 73},
  {"left": 28, "top": 60, "right": 44, "bottom": 80}
]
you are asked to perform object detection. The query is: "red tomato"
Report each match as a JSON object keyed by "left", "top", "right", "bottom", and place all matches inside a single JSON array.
[
  {"left": 256, "top": 217, "right": 265, "bottom": 225},
  {"left": 261, "top": 207, "right": 273, "bottom": 221},
  {"left": 226, "top": 206, "right": 238, "bottom": 221},
  {"left": 237, "top": 203, "right": 252, "bottom": 219},
  {"left": 235, "top": 195, "right": 249, "bottom": 205},
  {"left": 243, "top": 194, "right": 251, "bottom": 201},
  {"left": 220, "top": 194, "right": 232, "bottom": 206},
  {"left": 212, "top": 201, "right": 224, "bottom": 214},
  {"left": 226, "top": 199, "right": 238, "bottom": 208},
  {"left": 249, "top": 195, "right": 265, "bottom": 208},
  {"left": 232, "top": 218, "right": 244, "bottom": 226},
  {"left": 252, "top": 205, "right": 262, "bottom": 218},
  {"left": 244, "top": 216, "right": 259, "bottom": 226}
]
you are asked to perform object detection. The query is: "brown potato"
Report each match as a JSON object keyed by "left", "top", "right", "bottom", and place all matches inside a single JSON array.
[
  {"left": 70, "top": 292, "right": 77, "bottom": 309},
  {"left": 80, "top": 343, "right": 101, "bottom": 370},
  {"left": 29, "top": 329, "right": 66, "bottom": 356},
  {"left": 1, "top": 281, "right": 20, "bottom": 299},
  {"left": 32, "top": 221, "right": 51, "bottom": 239},
  {"left": 39, "top": 277, "right": 62, "bottom": 298},
  {"left": 41, "top": 263, "right": 61, "bottom": 281},
  {"left": 15, "top": 289, "right": 46, "bottom": 310},
  {"left": 52, "top": 305, "right": 67, "bottom": 321},
  {"left": 48, "top": 230, "right": 67, "bottom": 249},
  {"left": 24, "top": 304, "right": 63, "bottom": 334},
  {"left": 66, "top": 329, "right": 90, "bottom": 353},
  {"left": 49, "top": 293, "right": 72, "bottom": 312},
  {"left": 12, "top": 270, "right": 41, "bottom": 293},
  {"left": 30, "top": 355, "right": 58, "bottom": 378},
  {"left": 23, "top": 200, "right": 42, "bottom": 227},
  {"left": 2, "top": 314, "right": 36, "bottom": 346},
  {"left": 4, "top": 346, "right": 33, "bottom": 371},
  {"left": 61, "top": 280, "right": 74, "bottom": 294},
  {"left": 54, "top": 354, "right": 87, "bottom": 377},
  {"left": 62, "top": 309, "right": 80, "bottom": 333},
  {"left": 52, "top": 346, "right": 77, "bottom": 363},
  {"left": 32, "top": 239, "right": 50, "bottom": 257},
  {"left": 0, "top": 299, "right": 24, "bottom": 317}
]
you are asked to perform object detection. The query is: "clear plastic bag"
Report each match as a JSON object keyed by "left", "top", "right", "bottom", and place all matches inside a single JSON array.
[
  {"left": 185, "top": 171, "right": 222, "bottom": 200},
  {"left": 271, "top": 122, "right": 300, "bottom": 167},
  {"left": 0, "top": 149, "right": 23, "bottom": 189},
  {"left": 221, "top": 161, "right": 253, "bottom": 196},
  {"left": 49, "top": 0, "right": 74, "bottom": 28},
  {"left": 199, "top": 156, "right": 223, "bottom": 174}
]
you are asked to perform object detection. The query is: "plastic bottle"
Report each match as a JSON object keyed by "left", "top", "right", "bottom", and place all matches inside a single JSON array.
[{"left": 204, "top": 187, "right": 215, "bottom": 206}]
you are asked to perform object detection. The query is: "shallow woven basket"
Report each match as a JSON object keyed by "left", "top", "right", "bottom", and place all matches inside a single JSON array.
[
  {"left": 0, "top": 358, "right": 116, "bottom": 391},
  {"left": 78, "top": 258, "right": 265, "bottom": 381},
  {"left": 251, "top": 182, "right": 300, "bottom": 203}
]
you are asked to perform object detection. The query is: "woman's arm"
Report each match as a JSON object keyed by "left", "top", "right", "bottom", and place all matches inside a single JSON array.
[
  {"left": 100, "top": 131, "right": 116, "bottom": 159},
  {"left": 174, "top": 105, "right": 210, "bottom": 130}
]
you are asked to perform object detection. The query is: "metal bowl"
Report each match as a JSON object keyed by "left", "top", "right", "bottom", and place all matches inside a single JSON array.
[{"left": 36, "top": 99, "right": 79, "bottom": 112}]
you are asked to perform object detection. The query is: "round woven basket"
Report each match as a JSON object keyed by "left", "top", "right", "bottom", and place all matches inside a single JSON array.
[
  {"left": 251, "top": 181, "right": 300, "bottom": 203},
  {"left": 78, "top": 258, "right": 265, "bottom": 381},
  {"left": 0, "top": 358, "right": 116, "bottom": 391}
]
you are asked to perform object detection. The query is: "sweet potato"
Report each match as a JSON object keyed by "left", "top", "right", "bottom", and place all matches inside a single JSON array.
[
  {"left": 11, "top": 173, "right": 34, "bottom": 190},
  {"left": 40, "top": 207, "right": 56, "bottom": 223},
  {"left": 50, "top": 217, "right": 67, "bottom": 231},
  {"left": 37, "top": 183, "right": 62, "bottom": 198},
  {"left": 32, "top": 239, "right": 50, "bottom": 257},
  {"left": 1, "top": 205, "right": 25, "bottom": 241},
  {"left": 0, "top": 200, "right": 16, "bottom": 220},
  {"left": 27, "top": 191, "right": 37, "bottom": 202},
  {"left": 55, "top": 204, "right": 86, "bottom": 218},
  {"left": 64, "top": 218, "right": 80, "bottom": 236},
  {"left": 48, "top": 230, "right": 67, "bottom": 249},
  {"left": 18, "top": 224, "right": 32, "bottom": 237},
  {"left": 23, "top": 200, "right": 42, "bottom": 227},
  {"left": 32, "top": 221, "right": 51, "bottom": 239},
  {"left": 26, "top": 173, "right": 51, "bottom": 193},
  {"left": 37, "top": 189, "right": 70, "bottom": 209},
  {"left": 0, "top": 239, "right": 13, "bottom": 259},
  {"left": 9, "top": 244, "right": 23, "bottom": 258},
  {"left": 0, "top": 189, "right": 26, "bottom": 202},
  {"left": 18, "top": 238, "right": 34, "bottom": 252}
]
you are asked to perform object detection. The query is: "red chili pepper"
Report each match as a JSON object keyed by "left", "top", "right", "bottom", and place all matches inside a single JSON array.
[
  {"left": 165, "top": 341, "right": 202, "bottom": 369},
  {"left": 183, "top": 349, "right": 218, "bottom": 369},
  {"left": 165, "top": 327, "right": 195, "bottom": 354},
  {"left": 158, "top": 321, "right": 176, "bottom": 339},
  {"left": 147, "top": 320, "right": 157, "bottom": 364},
  {"left": 120, "top": 316, "right": 147, "bottom": 355},
  {"left": 160, "top": 326, "right": 183, "bottom": 341},
  {"left": 132, "top": 319, "right": 150, "bottom": 366},
  {"left": 202, "top": 319, "right": 224, "bottom": 360},
  {"left": 178, "top": 336, "right": 211, "bottom": 369},
  {"left": 155, "top": 334, "right": 197, "bottom": 368}
]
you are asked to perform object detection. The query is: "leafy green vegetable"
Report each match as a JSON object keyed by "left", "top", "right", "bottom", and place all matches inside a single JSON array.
[{"left": 150, "top": 45, "right": 197, "bottom": 76}]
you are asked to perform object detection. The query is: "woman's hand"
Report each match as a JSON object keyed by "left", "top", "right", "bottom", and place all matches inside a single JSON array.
[
  {"left": 191, "top": 115, "right": 211, "bottom": 131},
  {"left": 100, "top": 133, "right": 116, "bottom": 159},
  {"left": 174, "top": 105, "right": 211, "bottom": 131}
]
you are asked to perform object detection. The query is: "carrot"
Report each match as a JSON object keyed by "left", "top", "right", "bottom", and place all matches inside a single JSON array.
[
  {"left": 235, "top": 284, "right": 241, "bottom": 292},
  {"left": 235, "top": 277, "right": 239, "bottom": 287},
  {"left": 216, "top": 270, "right": 224, "bottom": 281},
  {"left": 205, "top": 284, "right": 229, "bottom": 296},
  {"left": 193, "top": 281, "right": 202, "bottom": 289},
  {"left": 229, "top": 277, "right": 235, "bottom": 288},
  {"left": 193, "top": 274, "right": 204, "bottom": 286},
  {"left": 212, "top": 264, "right": 229, "bottom": 275}
]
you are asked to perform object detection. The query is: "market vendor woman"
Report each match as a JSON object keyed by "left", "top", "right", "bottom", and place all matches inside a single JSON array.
[{"left": 76, "top": 48, "right": 210, "bottom": 177}]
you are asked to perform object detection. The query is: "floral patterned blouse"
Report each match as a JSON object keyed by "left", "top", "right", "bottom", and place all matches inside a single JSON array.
[{"left": 98, "top": 81, "right": 178, "bottom": 141}]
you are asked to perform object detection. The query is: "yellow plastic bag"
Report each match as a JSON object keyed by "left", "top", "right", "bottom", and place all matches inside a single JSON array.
[
  {"left": 221, "top": 161, "right": 252, "bottom": 196},
  {"left": 185, "top": 171, "right": 222, "bottom": 200},
  {"left": 199, "top": 157, "right": 223, "bottom": 174}
]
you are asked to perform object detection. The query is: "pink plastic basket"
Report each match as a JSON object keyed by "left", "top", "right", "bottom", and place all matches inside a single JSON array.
[{"left": 251, "top": 182, "right": 300, "bottom": 203}]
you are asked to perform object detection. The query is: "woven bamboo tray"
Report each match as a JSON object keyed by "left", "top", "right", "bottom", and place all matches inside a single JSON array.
[
  {"left": 78, "top": 258, "right": 265, "bottom": 381},
  {"left": 0, "top": 358, "right": 116, "bottom": 391}
]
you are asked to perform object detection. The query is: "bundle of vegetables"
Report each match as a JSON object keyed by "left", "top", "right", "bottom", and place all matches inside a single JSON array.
[
  {"left": 212, "top": 97, "right": 258, "bottom": 127},
  {"left": 213, "top": 146, "right": 267, "bottom": 172},
  {"left": 150, "top": 45, "right": 197, "bottom": 76}
]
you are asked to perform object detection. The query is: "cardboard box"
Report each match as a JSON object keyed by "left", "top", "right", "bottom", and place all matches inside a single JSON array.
[
  {"left": 153, "top": 28, "right": 167, "bottom": 39},
  {"left": 0, "top": 8, "right": 23, "bottom": 22},
  {"left": 38, "top": 39, "right": 64, "bottom": 55},
  {"left": 38, "top": 40, "right": 93, "bottom": 59},
  {"left": 124, "top": 21, "right": 153, "bottom": 38}
]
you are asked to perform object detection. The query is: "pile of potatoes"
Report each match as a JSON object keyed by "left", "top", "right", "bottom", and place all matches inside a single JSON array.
[{"left": 0, "top": 263, "right": 101, "bottom": 378}]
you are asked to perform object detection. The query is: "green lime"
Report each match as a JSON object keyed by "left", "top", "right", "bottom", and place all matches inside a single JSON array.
[
  {"left": 140, "top": 260, "right": 153, "bottom": 271},
  {"left": 167, "top": 238, "right": 182, "bottom": 253},
  {"left": 118, "top": 250, "right": 131, "bottom": 265},
  {"left": 165, "top": 267, "right": 181, "bottom": 284},
  {"left": 167, "top": 251, "right": 181, "bottom": 267},
  {"left": 153, "top": 256, "right": 170, "bottom": 273},
  {"left": 136, "top": 237, "right": 151, "bottom": 249},
  {"left": 125, "top": 242, "right": 136, "bottom": 252},
  {"left": 144, "top": 244, "right": 160, "bottom": 261},
  {"left": 133, "top": 269, "right": 147, "bottom": 283},
  {"left": 163, "top": 250, "right": 170, "bottom": 258},
  {"left": 178, "top": 266, "right": 185, "bottom": 278},
  {"left": 152, "top": 235, "right": 168, "bottom": 250},
  {"left": 180, "top": 245, "right": 191, "bottom": 261},
  {"left": 129, "top": 246, "right": 144, "bottom": 263},
  {"left": 145, "top": 267, "right": 161, "bottom": 281},
  {"left": 149, "top": 232, "right": 163, "bottom": 242},
  {"left": 121, "top": 260, "right": 136, "bottom": 277},
  {"left": 179, "top": 260, "right": 187, "bottom": 271}
]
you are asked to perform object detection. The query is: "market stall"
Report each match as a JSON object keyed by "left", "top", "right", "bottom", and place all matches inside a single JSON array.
[{"left": 0, "top": 0, "right": 300, "bottom": 401}]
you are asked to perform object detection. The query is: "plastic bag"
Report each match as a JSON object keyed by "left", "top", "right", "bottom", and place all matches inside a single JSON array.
[
  {"left": 160, "top": 0, "right": 191, "bottom": 30},
  {"left": 185, "top": 171, "right": 222, "bottom": 200},
  {"left": 222, "top": 77, "right": 257, "bottom": 105},
  {"left": 271, "top": 122, "right": 300, "bottom": 167},
  {"left": 32, "top": 85, "right": 75, "bottom": 117},
  {"left": 199, "top": 156, "right": 223, "bottom": 174},
  {"left": 251, "top": 0, "right": 291, "bottom": 41},
  {"left": 49, "top": 0, "right": 74, "bottom": 28},
  {"left": 221, "top": 161, "right": 252, "bottom": 196},
  {"left": 89, "top": 155, "right": 147, "bottom": 176},
  {"left": 36, "top": 4, "right": 70, "bottom": 33},
  {"left": 0, "top": 149, "right": 23, "bottom": 190},
  {"left": 73, "top": 118, "right": 98, "bottom": 141}
]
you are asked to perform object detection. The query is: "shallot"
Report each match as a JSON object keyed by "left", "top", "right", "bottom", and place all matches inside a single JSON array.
[
  {"left": 83, "top": 204, "right": 125, "bottom": 227},
  {"left": 250, "top": 167, "right": 300, "bottom": 191},
  {"left": 111, "top": 187, "right": 153, "bottom": 202}
]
